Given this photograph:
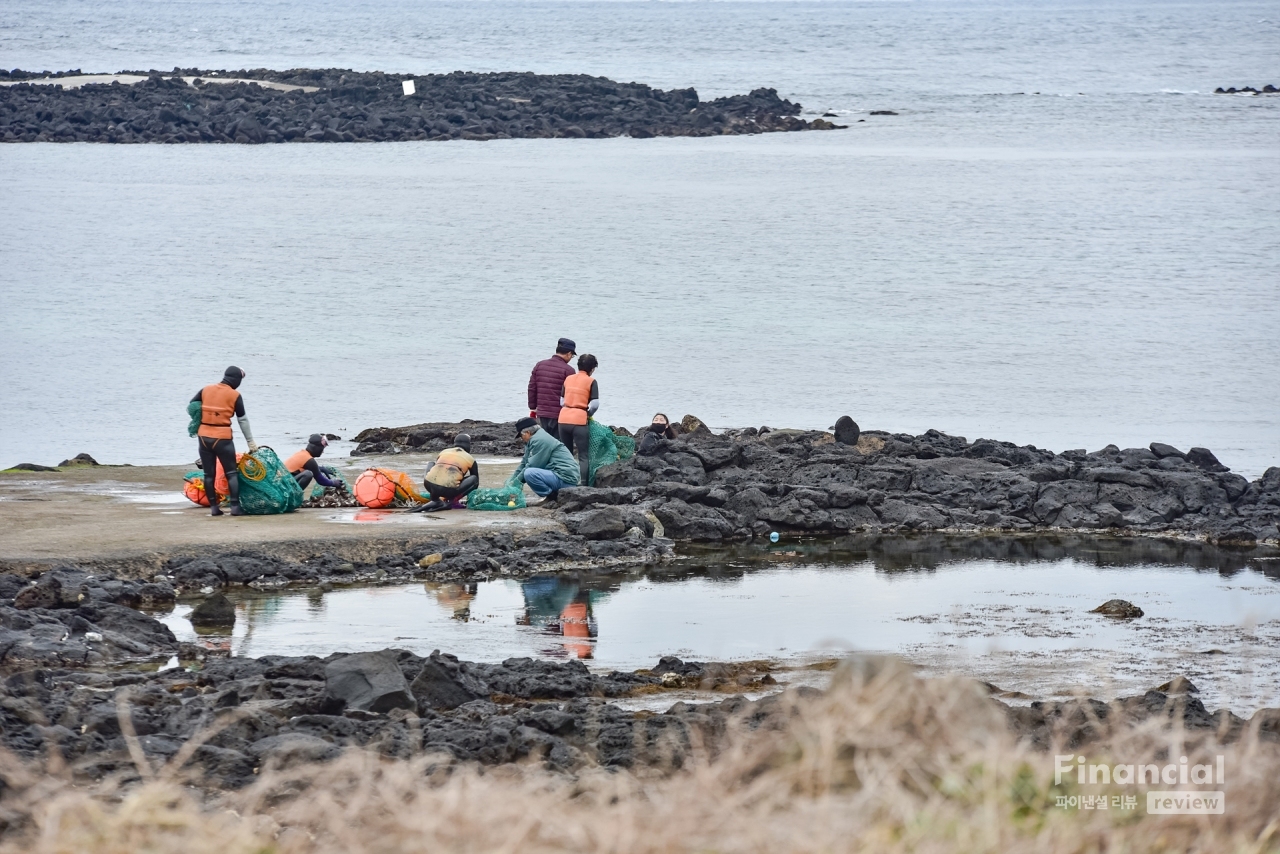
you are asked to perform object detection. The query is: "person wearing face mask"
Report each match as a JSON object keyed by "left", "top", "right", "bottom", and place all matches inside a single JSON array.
[
  {"left": 284, "top": 434, "right": 346, "bottom": 493},
  {"left": 638, "top": 412, "right": 680, "bottom": 455},
  {"left": 190, "top": 366, "right": 257, "bottom": 517},
  {"left": 557, "top": 353, "right": 599, "bottom": 486}
]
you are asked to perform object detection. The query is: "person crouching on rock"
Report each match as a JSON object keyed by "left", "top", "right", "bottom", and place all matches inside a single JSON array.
[
  {"left": 284, "top": 434, "right": 346, "bottom": 494},
  {"left": 191, "top": 366, "right": 256, "bottom": 517},
  {"left": 638, "top": 412, "right": 680, "bottom": 455},
  {"left": 558, "top": 353, "right": 599, "bottom": 485},
  {"left": 510, "top": 417, "right": 580, "bottom": 502},
  {"left": 413, "top": 433, "right": 480, "bottom": 513}
]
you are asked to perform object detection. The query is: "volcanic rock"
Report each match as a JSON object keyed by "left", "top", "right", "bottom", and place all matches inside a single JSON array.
[
  {"left": 323, "top": 650, "right": 416, "bottom": 713},
  {"left": 188, "top": 593, "right": 236, "bottom": 627},
  {"left": 1090, "top": 599, "right": 1144, "bottom": 619},
  {"left": 833, "top": 416, "right": 861, "bottom": 446},
  {"left": 57, "top": 453, "right": 99, "bottom": 467}
]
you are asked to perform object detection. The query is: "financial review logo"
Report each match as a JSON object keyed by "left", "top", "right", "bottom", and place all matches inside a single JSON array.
[{"left": 1054, "top": 754, "right": 1226, "bottom": 815}]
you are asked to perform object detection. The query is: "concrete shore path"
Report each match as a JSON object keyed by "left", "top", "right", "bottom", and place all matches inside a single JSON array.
[{"left": 0, "top": 454, "right": 555, "bottom": 574}]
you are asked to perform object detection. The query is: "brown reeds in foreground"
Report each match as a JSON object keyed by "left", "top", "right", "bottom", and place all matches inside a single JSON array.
[{"left": 2, "top": 657, "right": 1278, "bottom": 853}]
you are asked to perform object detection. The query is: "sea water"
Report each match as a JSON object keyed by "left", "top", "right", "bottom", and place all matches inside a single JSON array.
[
  {"left": 159, "top": 546, "right": 1280, "bottom": 714},
  {"left": 2, "top": 0, "right": 1277, "bottom": 473}
]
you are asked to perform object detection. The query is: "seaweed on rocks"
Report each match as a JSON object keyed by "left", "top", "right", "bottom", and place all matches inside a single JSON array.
[{"left": 0, "top": 68, "right": 837, "bottom": 144}]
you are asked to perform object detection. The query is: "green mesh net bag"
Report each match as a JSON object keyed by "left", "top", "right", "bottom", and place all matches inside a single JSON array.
[
  {"left": 587, "top": 420, "right": 636, "bottom": 485},
  {"left": 467, "top": 485, "right": 527, "bottom": 511},
  {"left": 186, "top": 401, "right": 202, "bottom": 437},
  {"left": 236, "top": 447, "right": 304, "bottom": 515},
  {"left": 310, "top": 466, "right": 351, "bottom": 499}
]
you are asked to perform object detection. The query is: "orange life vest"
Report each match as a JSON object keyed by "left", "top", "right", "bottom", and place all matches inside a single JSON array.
[
  {"left": 197, "top": 383, "right": 240, "bottom": 440},
  {"left": 425, "top": 447, "right": 476, "bottom": 488},
  {"left": 558, "top": 372, "right": 594, "bottom": 427},
  {"left": 284, "top": 448, "right": 313, "bottom": 473},
  {"left": 560, "top": 601, "right": 592, "bottom": 659}
]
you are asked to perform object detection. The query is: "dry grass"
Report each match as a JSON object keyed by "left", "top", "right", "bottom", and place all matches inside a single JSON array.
[{"left": 3, "top": 656, "right": 1279, "bottom": 853}]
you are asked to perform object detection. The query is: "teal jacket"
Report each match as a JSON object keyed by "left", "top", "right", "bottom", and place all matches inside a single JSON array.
[{"left": 511, "top": 426, "right": 581, "bottom": 487}]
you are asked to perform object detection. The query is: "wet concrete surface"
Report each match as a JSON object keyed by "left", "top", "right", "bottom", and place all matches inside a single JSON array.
[{"left": 0, "top": 454, "right": 550, "bottom": 573}]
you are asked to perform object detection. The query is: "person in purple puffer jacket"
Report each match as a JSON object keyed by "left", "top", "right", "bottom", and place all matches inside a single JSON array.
[{"left": 527, "top": 337, "right": 578, "bottom": 436}]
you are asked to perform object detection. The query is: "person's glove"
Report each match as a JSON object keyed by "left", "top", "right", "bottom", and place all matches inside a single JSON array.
[
  {"left": 248, "top": 441, "right": 260, "bottom": 453},
  {"left": 529, "top": 411, "right": 537, "bottom": 418}
]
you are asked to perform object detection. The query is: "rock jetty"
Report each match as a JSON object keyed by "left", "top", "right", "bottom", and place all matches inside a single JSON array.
[
  {"left": 347, "top": 418, "right": 1279, "bottom": 546},
  {"left": 0, "top": 68, "right": 840, "bottom": 144},
  {"left": 566, "top": 425, "right": 1280, "bottom": 546},
  {"left": 352, "top": 419, "right": 526, "bottom": 457},
  {"left": 1214, "top": 85, "right": 1278, "bottom": 94}
]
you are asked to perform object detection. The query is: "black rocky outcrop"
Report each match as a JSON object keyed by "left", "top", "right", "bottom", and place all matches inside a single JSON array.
[
  {"left": 351, "top": 419, "right": 525, "bottom": 457},
  {"left": 0, "top": 68, "right": 837, "bottom": 144},
  {"left": 0, "top": 647, "right": 782, "bottom": 786},
  {"left": 0, "top": 567, "right": 177, "bottom": 669},
  {"left": 146, "top": 530, "right": 672, "bottom": 595},
  {"left": 557, "top": 427, "right": 1280, "bottom": 546},
  {"left": 1214, "top": 85, "right": 1278, "bottom": 94},
  {"left": 188, "top": 593, "right": 236, "bottom": 627},
  {"left": 1, "top": 641, "right": 1272, "bottom": 790}
]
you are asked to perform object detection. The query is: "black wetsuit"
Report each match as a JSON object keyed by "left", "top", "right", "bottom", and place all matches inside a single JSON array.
[
  {"left": 424, "top": 462, "right": 481, "bottom": 502},
  {"left": 638, "top": 422, "right": 678, "bottom": 456},
  {"left": 191, "top": 387, "right": 245, "bottom": 503},
  {"left": 293, "top": 455, "right": 343, "bottom": 492}
]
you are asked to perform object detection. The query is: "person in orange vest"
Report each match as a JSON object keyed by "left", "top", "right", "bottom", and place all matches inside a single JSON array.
[
  {"left": 283, "top": 434, "right": 346, "bottom": 494},
  {"left": 189, "top": 366, "right": 257, "bottom": 516},
  {"left": 558, "top": 594, "right": 595, "bottom": 660},
  {"left": 558, "top": 353, "right": 598, "bottom": 486},
  {"left": 413, "top": 433, "right": 480, "bottom": 512}
]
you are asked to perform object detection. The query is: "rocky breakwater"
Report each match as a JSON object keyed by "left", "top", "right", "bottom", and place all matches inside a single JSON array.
[
  {"left": 351, "top": 419, "right": 525, "bottom": 457},
  {"left": 556, "top": 426, "right": 1280, "bottom": 546},
  {"left": 0, "top": 568, "right": 177, "bottom": 669},
  {"left": 0, "top": 67, "right": 841, "bottom": 144}
]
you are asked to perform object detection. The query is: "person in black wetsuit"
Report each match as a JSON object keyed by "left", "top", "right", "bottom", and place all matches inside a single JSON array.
[
  {"left": 191, "top": 366, "right": 257, "bottom": 517},
  {"left": 284, "top": 434, "right": 346, "bottom": 493},
  {"left": 411, "top": 434, "right": 480, "bottom": 512},
  {"left": 638, "top": 412, "right": 679, "bottom": 455}
]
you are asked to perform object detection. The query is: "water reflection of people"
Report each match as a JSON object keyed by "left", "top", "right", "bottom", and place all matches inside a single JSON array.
[
  {"left": 425, "top": 581, "right": 477, "bottom": 621},
  {"left": 517, "top": 576, "right": 603, "bottom": 659}
]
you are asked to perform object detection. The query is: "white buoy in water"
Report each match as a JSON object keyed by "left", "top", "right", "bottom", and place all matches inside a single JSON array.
[
  {"left": 769, "top": 531, "right": 780, "bottom": 543},
  {"left": 402, "top": 79, "right": 416, "bottom": 96}
]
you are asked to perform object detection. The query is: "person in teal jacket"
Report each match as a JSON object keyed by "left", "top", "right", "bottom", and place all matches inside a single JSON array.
[{"left": 510, "top": 416, "right": 580, "bottom": 499}]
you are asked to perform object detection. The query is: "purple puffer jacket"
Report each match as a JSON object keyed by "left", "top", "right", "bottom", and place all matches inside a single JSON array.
[{"left": 528, "top": 356, "right": 576, "bottom": 418}]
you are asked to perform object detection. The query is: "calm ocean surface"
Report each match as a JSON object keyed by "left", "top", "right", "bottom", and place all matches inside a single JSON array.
[{"left": 2, "top": 1, "right": 1277, "bottom": 474}]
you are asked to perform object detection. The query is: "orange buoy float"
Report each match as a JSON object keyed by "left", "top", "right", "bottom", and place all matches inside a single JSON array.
[
  {"left": 182, "top": 454, "right": 245, "bottom": 506},
  {"left": 354, "top": 468, "right": 399, "bottom": 508},
  {"left": 354, "top": 467, "right": 429, "bottom": 508}
]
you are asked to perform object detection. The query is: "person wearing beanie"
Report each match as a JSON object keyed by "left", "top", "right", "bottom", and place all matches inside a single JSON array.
[
  {"left": 283, "top": 434, "right": 346, "bottom": 493},
  {"left": 189, "top": 366, "right": 256, "bottom": 517},
  {"left": 413, "top": 433, "right": 481, "bottom": 512}
]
